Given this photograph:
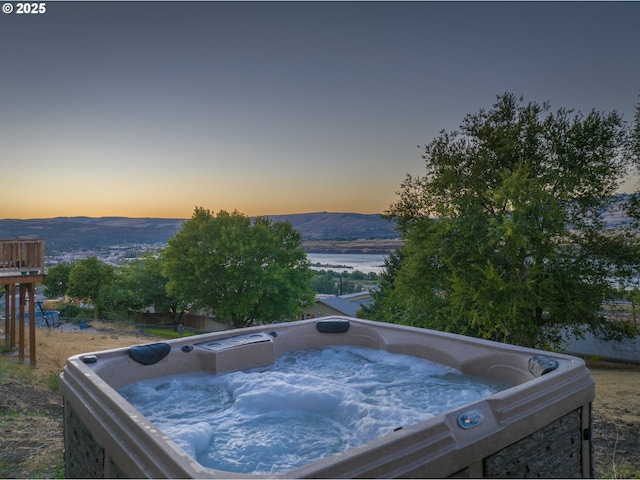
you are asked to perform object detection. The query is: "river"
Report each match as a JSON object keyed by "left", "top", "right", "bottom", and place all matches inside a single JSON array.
[{"left": 306, "top": 253, "right": 387, "bottom": 275}]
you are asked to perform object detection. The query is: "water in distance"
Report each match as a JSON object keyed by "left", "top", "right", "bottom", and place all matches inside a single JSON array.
[{"left": 306, "top": 253, "right": 386, "bottom": 274}]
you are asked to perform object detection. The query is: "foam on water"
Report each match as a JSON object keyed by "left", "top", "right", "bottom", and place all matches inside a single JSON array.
[{"left": 118, "top": 346, "right": 508, "bottom": 474}]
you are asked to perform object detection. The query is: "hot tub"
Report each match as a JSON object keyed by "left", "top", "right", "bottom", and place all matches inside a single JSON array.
[{"left": 60, "top": 316, "right": 594, "bottom": 478}]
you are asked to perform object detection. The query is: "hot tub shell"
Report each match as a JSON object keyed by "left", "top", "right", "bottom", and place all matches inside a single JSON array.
[{"left": 60, "top": 316, "right": 594, "bottom": 478}]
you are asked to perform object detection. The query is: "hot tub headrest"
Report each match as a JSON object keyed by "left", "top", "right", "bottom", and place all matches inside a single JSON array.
[
  {"left": 129, "top": 342, "right": 172, "bottom": 365},
  {"left": 528, "top": 355, "right": 559, "bottom": 377},
  {"left": 316, "top": 320, "right": 350, "bottom": 333}
]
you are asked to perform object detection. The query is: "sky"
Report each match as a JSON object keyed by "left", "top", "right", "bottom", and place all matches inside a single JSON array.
[{"left": 1, "top": 1, "right": 639, "bottom": 219}]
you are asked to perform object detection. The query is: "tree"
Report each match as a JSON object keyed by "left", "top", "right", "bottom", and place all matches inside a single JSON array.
[
  {"left": 95, "top": 275, "right": 141, "bottom": 319},
  {"left": 309, "top": 271, "right": 339, "bottom": 294},
  {"left": 66, "top": 256, "right": 115, "bottom": 319},
  {"left": 163, "top": 208, "right": 315, "bottom": 328},
  {"left": 359, "top": 250, "right": 405, "bottom": 321},
  {"left": 370, "top": 93, "right": 640, "bottom": 347},
  {"left": 309, "top": 270, "right": 375, "bottom": 295},
  {"left": 43, "top": 262, "right": 72, "bottom": 298},
  {"left": 119, "top": 251, "right": 188, "bottom": 324}
]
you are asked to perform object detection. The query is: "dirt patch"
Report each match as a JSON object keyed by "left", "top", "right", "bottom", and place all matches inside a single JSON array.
[
  {"left": 0, "top": 382, "right": 63, "bottom": 478},
  {"left": 589, "top": 363, "right": 640, "bottom": 477},
  {"left": 1, "top": 324, "right": 639, "bottom": 478}
]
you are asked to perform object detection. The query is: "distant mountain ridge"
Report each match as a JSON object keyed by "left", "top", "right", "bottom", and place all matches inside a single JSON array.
[
  {"left": 267, "top": 212, "right": 397, "bottom": 240},
  {"left": 0, "top": 213, "right": 398, "bottom": 252},
  {"left": 3, "top": 197, "right": 632, "bottom": 254}
]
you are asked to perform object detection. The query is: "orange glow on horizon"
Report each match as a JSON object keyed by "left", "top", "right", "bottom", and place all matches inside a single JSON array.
[{"left": 0, "top": 197, "right": 393, "bottom": 220}]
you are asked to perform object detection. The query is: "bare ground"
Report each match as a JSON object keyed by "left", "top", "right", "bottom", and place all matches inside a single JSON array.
[
  {"left": 1, "top": 323, "right": 639, "bottom": 478},
  {"left": 589, "top": 362, "right": 640, "bottom": 478}
]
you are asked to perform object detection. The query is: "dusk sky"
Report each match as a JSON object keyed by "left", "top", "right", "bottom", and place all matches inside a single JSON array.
[{"left": 2, "top": 1, "right": 639, "bottom": 219}]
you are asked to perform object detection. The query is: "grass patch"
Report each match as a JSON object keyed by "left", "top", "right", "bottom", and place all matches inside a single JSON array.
[
  {"left": 599, "top": 459, "right": 640, "bottom": 478},
  {"left": 143, "top": 327, "right": 198, "bottom": 339},
  {"left": 0, "top": 353, "right": 65, "bottom": 479},
  {"left": 32, "top": 455, "right": 65, "bottom": 479},
  {"left": 45, "top": 370, "right": 60, "bottom": 391},
  {"left": 0, "top": 355, "right": 34, "bottom": 383}
]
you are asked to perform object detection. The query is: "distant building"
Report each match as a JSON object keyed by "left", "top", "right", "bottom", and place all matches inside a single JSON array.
[{"left": 302, "top": 292, "right": 372, "bottom": 319}]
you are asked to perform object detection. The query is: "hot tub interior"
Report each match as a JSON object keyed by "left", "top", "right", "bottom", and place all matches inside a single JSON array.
[
  {"left": 61, "top": 316, "right": 595, "bottom": 478},
  {"left": 117, "top": 345, "right": 510, "bottom": 475}
]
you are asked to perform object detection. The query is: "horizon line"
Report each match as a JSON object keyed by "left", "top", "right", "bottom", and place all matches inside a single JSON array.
[{"left": 0, "top": 211, "right": 389, "bottom": 222}]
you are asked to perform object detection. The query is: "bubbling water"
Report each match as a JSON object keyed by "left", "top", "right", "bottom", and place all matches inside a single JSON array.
[{"left": 118, "top": 346, "right": 507, "bottom": 474}]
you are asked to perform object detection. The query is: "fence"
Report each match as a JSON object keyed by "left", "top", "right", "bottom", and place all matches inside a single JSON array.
[
  {"left": 57, "top": 312, "right": 234, "bottom": 335},
  {"left": 0, "top": 239, "right": 45, "bottom": 274},
  {"left": 137, "top": 312, "right": 234, "bottom": 332}
]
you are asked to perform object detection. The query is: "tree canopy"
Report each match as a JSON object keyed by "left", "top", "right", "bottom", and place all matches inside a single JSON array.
[
  {"left": 366, "top": 93, "right": 640, "bottom": 347},
  {"left": 119, "top": 252, "right": 188, "bottom": 324},
  {"left": 163, "top": 208, "right": 315, "bottom": 328},
  {"left": 66, "top": 256, "right": 115, "bottom": 319},
  {"left": 43, "top": 262, "right": 72, "bottom": 298}
]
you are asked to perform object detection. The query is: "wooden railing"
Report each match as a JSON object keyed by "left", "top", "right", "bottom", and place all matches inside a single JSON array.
[{"left": 0, "top": 239, "right": 46, "bottom": 275}]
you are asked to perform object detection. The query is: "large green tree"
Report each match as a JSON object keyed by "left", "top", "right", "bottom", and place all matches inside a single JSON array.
[
  {"left": 43, "top": 262, "right": 72, "bottom": 298},
  {"left": 369, "top": 93, "right": 640, "bottom": 347},
  {"left": 119, "top": 252, "right": 188, "bottom": 324},
  {"left": 66, "top": 256, "right": 115, "bottom": 319},
  {"left": 163, "top": 208, "right": 315, "bottom": 328}
]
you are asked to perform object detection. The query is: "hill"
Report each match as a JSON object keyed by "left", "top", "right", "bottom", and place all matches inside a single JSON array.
[
  {"left": 0, "top": 213, "right": 398, "bottom": 253},
  {"left": 0, "top": 217, "right": 184, "bottom": 252},
  {"left": 267, "top": 212, "right": 397, "bottom": 240},
  {"left": 3, "top": 196, "right": 631, "bottom": 255}
]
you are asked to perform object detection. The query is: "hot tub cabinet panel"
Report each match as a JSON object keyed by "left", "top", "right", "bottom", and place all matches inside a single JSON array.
[{"left": 60, "top": 317, "right": 595, "bottom": 478}]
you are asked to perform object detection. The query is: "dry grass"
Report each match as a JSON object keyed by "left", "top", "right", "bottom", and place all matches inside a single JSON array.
[
  {"left": 18, "top": 321, "right": 157, "bottom": 381},
  {"left": 588, "top": 363, "right": 640, "bottom": 478},
  {"left": 0, "top": 322, "right": 160, "bottom": 478},
  {"left": 1, "top": 415, "right": 63, "bottom": 477}
]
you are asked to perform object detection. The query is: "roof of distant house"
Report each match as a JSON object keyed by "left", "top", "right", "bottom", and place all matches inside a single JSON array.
[{"left": 315, "top": 294, "right": 372, "bottom": 317}]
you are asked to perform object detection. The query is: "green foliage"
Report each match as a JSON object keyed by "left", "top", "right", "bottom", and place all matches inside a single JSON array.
[
  {"left": 45, "top": 213, "right": 316, "bottom": 327},
  {"left": 143, "top": 327, "right": 198, "bottom": 339},
  {"left": 370, "top": 93, "right": 640, "bottom": 347},
  {"left": 309, "top": 269, "right": 378, "bottom": 295},
  {"left": 115, "top": 252, "right": 187, "bottom": 324},
  {"left": 101, "top": 251, "right": 182, "bottom": 323},
  {"left": 61, "top": 256, "right": 143, "bottom": 320},
  {"left": 359, "top": 251, "right": 406, "bottom": 321},
  {"left": 629, "top": 288, "right": 640, "bottom": 325},
  {"left": 0, "top": 355, "right": 33, "bottom": 383},
  {"left": 55, "top": 301, "right": 88, "bottom": 319},
  {"left": 42, "top": 262, "right": 71, "bottom": 298},
  {"left": 121, "top": 253, "right": 166, "bottom": 309},
  {"left": 96, "top": 278, "right": 140, "bottom": 319},
  {"left": 599, "top": 465, "right": 640, "bottom": 479},
  {"left": 164, "top": 208, "right": 315, "bottom": 328},
  {"left": 45, "top": 371, "right": 60, "bottom": 392},
  {"left": 66, "top": 256, "right": 114, "bottom": 318},
  {"left": 633, "top": 96, "right": 640, "bottom": 169}
]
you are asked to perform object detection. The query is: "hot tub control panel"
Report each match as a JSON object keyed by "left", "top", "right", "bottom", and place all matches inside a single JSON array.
[
  {"left": 194, "top": 331, "right": 274, "bottom": 352},
  {"left": 457, "top": 410, "right": 484, "bottom": 429}
]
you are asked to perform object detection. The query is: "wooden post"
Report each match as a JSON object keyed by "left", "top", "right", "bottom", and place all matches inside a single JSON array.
[
  {"left": 19, "top": 283, "right": 26, "bottom": 363},
  {"left": 10, "top": 283, "right": 16, "bottom": 349},
  {"left": 3, "top": 285, "right": 8, "bottom": 351},
  {"left": 28, "top": 283, "right": 36, "bottom": 367}
]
